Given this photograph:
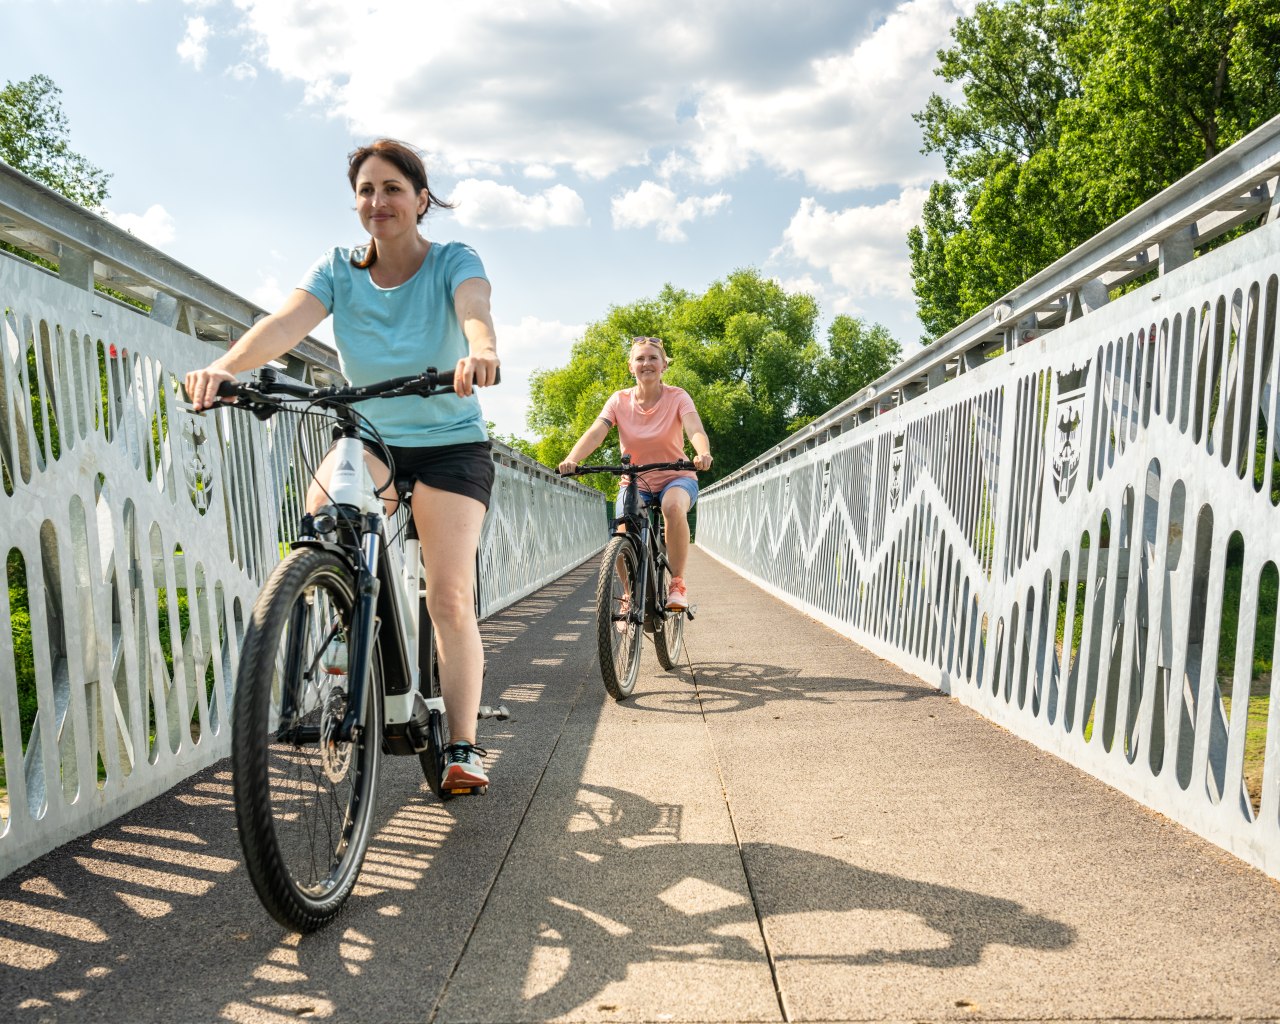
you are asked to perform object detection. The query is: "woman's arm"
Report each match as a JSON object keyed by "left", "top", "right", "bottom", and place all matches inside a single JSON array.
[
  {"left": 558, "top": 418, "right": 612, "bottom": 474},
  {"left": 453, "top": 277, "right": 501, "bottom": 397},
  {"left": 184, "top": 289, "right": 328, "bottom": 411},
  {"left": 683, "top": 410, "right": 713, "bottom": 472}
]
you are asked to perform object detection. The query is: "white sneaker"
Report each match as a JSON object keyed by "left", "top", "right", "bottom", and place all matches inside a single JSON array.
[
  {"left": 666, "top": 578, "right": 689, "bottom": 611},
  {"left": 442, "top": 742, "right": 489, "bottom": 789}
]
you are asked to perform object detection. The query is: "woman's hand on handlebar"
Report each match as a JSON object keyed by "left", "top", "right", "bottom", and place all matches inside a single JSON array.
[
  {"left": 557, "top": 458, "right": 578, "bottom": 477},
  {"left": 184, "top": 365, "right": 238, "bottom": 412},
  {"left": 454, "top": 350, "right": 500, "bottom": 398},
  {"left": 693, "top": 453, "right": 713, "bottom": 472}
]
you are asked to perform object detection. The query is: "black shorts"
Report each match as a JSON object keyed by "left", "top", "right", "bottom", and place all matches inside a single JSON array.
[{"left": 359, "top": 439, "right": 495, "bottom": 509}]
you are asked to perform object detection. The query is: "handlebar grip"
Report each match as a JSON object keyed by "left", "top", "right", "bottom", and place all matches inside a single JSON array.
[{"left": 428, "top": 367, "right": 500, "bottom": 388}]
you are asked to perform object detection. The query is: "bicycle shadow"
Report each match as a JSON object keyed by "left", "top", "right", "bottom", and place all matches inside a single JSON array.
[
  {"left": 626, "top": 658, "right": 941, "bottom": 716},
  {"left": 448, "top": 783, "right": 1076, "bottom": 1020}
]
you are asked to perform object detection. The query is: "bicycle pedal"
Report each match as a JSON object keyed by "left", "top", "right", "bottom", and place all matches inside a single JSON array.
[
  {"left": 686, "top": 604, "right": 697, "bottom": 620},
  {"left": 477, "top": 704, "right": 510, "bottom": 721},
  {"left": 447, "top": 785, "right": 488, "bottom": 796}
]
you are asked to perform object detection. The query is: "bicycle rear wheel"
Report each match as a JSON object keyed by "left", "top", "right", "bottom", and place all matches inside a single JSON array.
[
  {"left": 653, "top": 600, "right": 685, "bottom": 670},
  {"left": 232, "top": 548, "right": 382, "bottom": 932},
  {"left": 417, "top": 611, "right": 455, "bottom": 802},
  {"left": 596, "top": 536, "right": 643, "bottom": 700}
]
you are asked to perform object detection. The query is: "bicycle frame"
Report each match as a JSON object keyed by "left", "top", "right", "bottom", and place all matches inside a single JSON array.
[
  {"left": 295, "top": 424, "right": 442, "bottom": 745},
  {"left": 612, "top": 475, "right": 671, "bottom": 629}
]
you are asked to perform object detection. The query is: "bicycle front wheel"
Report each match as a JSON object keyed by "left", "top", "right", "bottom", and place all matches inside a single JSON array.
[
  {"left": 596, "top": 536, "right": 643, "bottom": 700},
  {"left": 232, "top": 548, "right": 382, "bottom": 932}
]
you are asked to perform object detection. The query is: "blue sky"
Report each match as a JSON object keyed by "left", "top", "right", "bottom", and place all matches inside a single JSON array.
[{"left": 6, "top": 0, "right": 973, "bottom": 438}]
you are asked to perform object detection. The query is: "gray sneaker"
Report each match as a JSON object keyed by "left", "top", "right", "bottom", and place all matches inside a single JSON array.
[{"left": 442, "top": 742, "right": 489, "bottom": 789}]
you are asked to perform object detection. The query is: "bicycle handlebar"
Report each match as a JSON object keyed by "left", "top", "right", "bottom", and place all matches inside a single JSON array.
[
  {"left": 210, "top": 365, "right": 500, "bottom": 420},
  {"left": 562, "top": 459, "right": 696, "bottom": 477}
]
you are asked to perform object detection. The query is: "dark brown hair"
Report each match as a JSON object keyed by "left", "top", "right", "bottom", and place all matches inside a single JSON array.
[{"left": 346, "top": 138, "right": 454, "bottom": 269}]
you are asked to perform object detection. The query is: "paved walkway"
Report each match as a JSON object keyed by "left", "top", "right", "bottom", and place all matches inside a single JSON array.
[{"left": 3, "top": 548, "right": 1280, "bottom": 1023}]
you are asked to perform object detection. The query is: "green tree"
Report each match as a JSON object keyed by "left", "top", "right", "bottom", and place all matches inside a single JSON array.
[
  {"left": 1057, "top": 0, "right": 1280, "bottom": 227},
  {"left": 908, "top": 0, "right": 1280, "bottom": 342},
  {"left": 0, "top": 73, "right": 110, "bottom": 207},
  {"left": 802, "top": 315, "right": 903, "bottom": 418},
  {"left": 909, "top": 0, "right": 1086, "bottom": 341},
  {"left": 527, "top": 269, "right": 901, "bottom": 493}
]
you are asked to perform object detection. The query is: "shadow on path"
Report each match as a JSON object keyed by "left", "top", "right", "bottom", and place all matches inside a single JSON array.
[
  {"left": 625, "top": 658, "right": 942, "bottom": 716},
  {"left": 0, "top": 561, "right": 602, "bottom": 1024},
  {"left": 468, "top": 782, "right": 1075, "bottom": 1020}
]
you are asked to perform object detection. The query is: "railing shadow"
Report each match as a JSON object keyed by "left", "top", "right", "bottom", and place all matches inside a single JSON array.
[{"left": 0, "top": 560, "right": 603, "bottom": 1023}]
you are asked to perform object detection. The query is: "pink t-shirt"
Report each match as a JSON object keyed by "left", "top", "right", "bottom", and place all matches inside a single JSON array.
[{"left": 600, "top": 385, "right": 697, "bottom": 492}]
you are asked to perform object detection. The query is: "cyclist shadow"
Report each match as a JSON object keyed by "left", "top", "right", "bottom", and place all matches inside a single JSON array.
[
  {"left": 626, "top": 659, "right": 939, "bottom": 716},
  {"left": 481, "top": 783, "right": 1075, "bottom": 1019}
]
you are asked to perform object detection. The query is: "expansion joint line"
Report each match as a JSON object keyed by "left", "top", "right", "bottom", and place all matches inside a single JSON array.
[
  {"left": 682, "top": 635, "right": 792, "bottom": 1023},
  {"left": 426, "top": 674, "right": 588, "bottom": 1024}
]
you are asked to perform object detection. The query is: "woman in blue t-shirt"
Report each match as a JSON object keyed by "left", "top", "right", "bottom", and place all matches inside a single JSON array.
[{"left": 185, "top": 138, "right": 501, "bottom": 791}]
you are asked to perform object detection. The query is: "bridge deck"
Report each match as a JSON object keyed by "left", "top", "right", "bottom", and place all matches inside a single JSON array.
[{"left": 3, "top": 548, "right": 1279, "bottom": 1023}]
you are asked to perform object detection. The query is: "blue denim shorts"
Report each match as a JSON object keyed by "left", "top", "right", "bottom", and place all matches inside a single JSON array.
[
  {"left": 640, "top": 477, "right": 699, "bottom": 509},
  {"left": 614, "top": 473, "right": 696, "bottom": 517}
]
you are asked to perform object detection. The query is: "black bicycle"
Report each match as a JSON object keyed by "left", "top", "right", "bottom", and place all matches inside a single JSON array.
[
  {"left": 565, "top": 457, "right": 696, "bottom": 699},
  {"left": 208, "top": 365, "right": 506, "bottom": 931}
]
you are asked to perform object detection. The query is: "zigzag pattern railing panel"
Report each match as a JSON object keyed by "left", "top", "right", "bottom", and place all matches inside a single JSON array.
[
  {"left": 0, "top": 254, "right": 606, "bottom": 877},
  {"left": 699, "top": 217, "right": 1280, "bottom": 880}
]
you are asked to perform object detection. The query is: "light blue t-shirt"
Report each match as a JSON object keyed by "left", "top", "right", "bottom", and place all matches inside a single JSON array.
[{"left": 298, "top": 241, "right": 489, "bottom": 447}]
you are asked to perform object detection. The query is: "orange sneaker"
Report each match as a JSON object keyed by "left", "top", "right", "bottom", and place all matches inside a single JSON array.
[{"left": 666, "top": 577, "right": 689, "bottom": 611}]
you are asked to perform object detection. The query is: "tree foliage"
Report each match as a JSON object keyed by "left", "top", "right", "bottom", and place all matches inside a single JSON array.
[
  {"left": 908, "top": 0, "right": 1280, "bottom": 342},
  {"left": 526, "top": 268, "right": 901, "bottom": 493},
  {"left": 0, "top": 74, "right": 110, "bottom": 208}
]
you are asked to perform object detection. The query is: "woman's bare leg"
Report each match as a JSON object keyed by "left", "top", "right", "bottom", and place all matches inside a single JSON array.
[
  {"left": 412, "top": 484, "right": 486, "bottom": 746},
  {"left": 660, "top": 487, "right": 692, "bottom": 579}
]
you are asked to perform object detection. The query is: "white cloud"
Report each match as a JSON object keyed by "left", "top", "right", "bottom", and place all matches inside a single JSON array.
[
  {"left": 249, "top": 275, "right": 288, "bottom": 312},
  {"left": 781, "top": 187, "right": 929, "bottom": 301},
  {"left": 611, "top": 181, "right": 729, "bottom": 242},
  {"left": 104, "top": 204, "right": 177, "bottom": 247},
  {"left": 688, "top": 0, "right": 964, "bottom": 189},
  {"left": 220, "top": 0, "right": 965, "bottom": 187},
  {"left": 486, "top": 315, "right": 585, "bottom": 438},
  {"left": 177, "top": 16, "right": 212, "bottom": 70},
  {"left": 225, "top": 61, "right": 257, "bottom": 80},
  {"left": 449, "top": 180, "right": 588, "bottom": 231},
  {"left": 522, "top": 164, "right": 557, "bottom": 181}
]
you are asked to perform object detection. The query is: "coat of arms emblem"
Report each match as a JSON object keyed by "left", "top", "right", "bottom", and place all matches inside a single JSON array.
[
  {"left": 888, "top": 432, "right": 905, "bottom": 511},
  {"left": 1052, "top": 361, "right": 1090, "bottom": 502},
  {"left": 181, "top": 416, "right": 215, "bottom": 514}
]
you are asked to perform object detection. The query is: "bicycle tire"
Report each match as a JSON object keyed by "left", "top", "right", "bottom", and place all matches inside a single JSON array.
[
  {"left": 417, "top": 614, "right": 455, "bottom": 802},
  {"left": 232, "top": 548, "right": 382, "bottom": 932},
  {"left": 653, "top": 601, "right": 685, "bottom": 671},
  {"left": 596, "top": 535, "right": 643, "bottom": 700}
]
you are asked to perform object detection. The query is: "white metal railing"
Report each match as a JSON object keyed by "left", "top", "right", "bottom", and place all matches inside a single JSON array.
[
  {"left": 0, "top": 166, "right": 606, "bottom": 876},
  {"left": 699, "top": 117, "right": 1280, "bottom": 879}
]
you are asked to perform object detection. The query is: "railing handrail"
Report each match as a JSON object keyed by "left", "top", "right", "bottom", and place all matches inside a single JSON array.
[
  {"left": 709, "top": 112, "right": 1280, "bottom": 491},
  {"left": 0, "top": 160, "right": 338, "bottom": 373}
]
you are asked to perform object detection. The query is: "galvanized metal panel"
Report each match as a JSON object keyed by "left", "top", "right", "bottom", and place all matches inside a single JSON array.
[{"left": 700, "top": 218, "right": 1280, "bottom": 879}]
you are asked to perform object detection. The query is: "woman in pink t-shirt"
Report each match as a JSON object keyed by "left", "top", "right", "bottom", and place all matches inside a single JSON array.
[{"left": 558, "top": 336, "right": 713, "bottom": 609}]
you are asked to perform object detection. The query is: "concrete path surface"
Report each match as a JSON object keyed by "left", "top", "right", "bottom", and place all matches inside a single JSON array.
[{"left": 2, "top": 548, "right": 1279, "bottom": 1023}]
